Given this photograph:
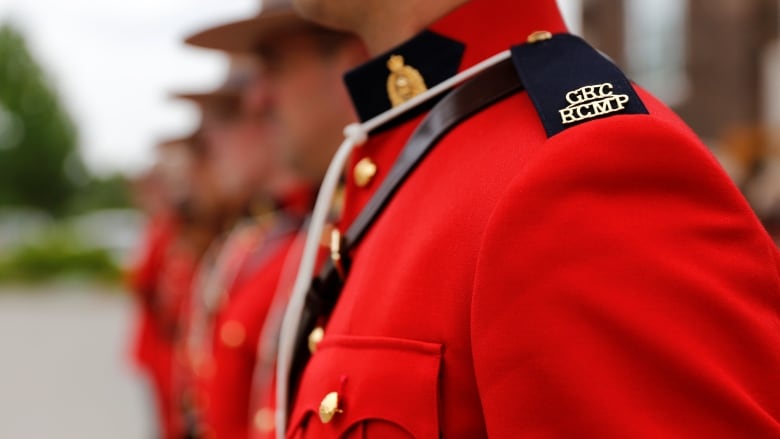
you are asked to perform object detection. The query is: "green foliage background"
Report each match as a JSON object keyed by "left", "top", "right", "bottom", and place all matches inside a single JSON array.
[
  {"left": 0, "top": 227, "right": 123, "bottom": 284},
  {"left": 0, "top": 23, "right": 88, "bottom": 216},
  {"left": 0, "top": 23, "right": 132, "bottom": 284}
]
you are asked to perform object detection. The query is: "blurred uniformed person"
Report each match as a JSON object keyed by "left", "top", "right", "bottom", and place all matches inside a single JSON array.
[
  {"left": 177, "top": 3, "right": 366, "bottom": 438},
  {"left": 129, "top": 134, "right": 222, "bottom": 439},
  {"left": 187, "top": 0, "right": 366, "bottom": 186},
  {"left": 128, "top": 162, "right": 182, "bottom": 439},
  {"left": 170, "top": 58, "right": 304, "bottom": 439},
  {"left": 169, "top": 60, "right": 269, "bottom": 439},
  {"left": 275, "top": 0, "right": 780, "bottom": 437}
]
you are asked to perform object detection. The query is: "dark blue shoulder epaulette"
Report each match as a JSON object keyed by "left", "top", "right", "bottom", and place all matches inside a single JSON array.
[{"left": 511, "top": 33, "right": 649, "bottom": 138}]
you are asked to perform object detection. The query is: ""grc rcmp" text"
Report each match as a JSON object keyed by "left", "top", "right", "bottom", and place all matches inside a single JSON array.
[{"left": 559, "top": 82, "right": 630, "bottom": 125}]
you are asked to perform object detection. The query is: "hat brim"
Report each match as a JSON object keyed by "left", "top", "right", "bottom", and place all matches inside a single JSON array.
[
  {"left": 171, "top": 88, "right": 241, "bottom": 105},
  {"left": 156, "top": 131, "right": 201, "bottom": 149},
  {"left": 185, "top": 10, "right": 313, "bottom": 53}
]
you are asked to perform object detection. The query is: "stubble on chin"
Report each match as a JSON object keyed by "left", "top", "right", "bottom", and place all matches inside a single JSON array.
[{"left": 290, "top": 0, "right": 364, "bottom": 34}]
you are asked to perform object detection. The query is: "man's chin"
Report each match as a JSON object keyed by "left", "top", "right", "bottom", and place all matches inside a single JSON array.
[
  {"left": 290, "top": 0, "right": 323, "bottom": 22},
  {"left": 290, "top": 0, "right": 352, "bottom": 32}
]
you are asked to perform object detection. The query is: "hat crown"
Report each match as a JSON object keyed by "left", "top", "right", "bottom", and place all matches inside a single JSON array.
[{"left": 258, "top": 0, "right": 293, "bottom": 13}]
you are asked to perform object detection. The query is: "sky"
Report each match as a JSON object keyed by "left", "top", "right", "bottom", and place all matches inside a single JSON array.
[
  {"left": 0, "top": 0, "right": 581, "bottom": 177},
  {"left": 0, "top": 0, "right": 257, "bottom": 177}
]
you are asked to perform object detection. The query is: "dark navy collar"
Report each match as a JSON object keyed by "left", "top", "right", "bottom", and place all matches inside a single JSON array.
[{"left": 343, "top": 30, "right": 465, "bottom": 125}]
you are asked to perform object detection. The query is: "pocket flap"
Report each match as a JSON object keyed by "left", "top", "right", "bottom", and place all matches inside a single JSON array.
[{"left": 289, "top": 335, "right": 443, "bottom": 438}]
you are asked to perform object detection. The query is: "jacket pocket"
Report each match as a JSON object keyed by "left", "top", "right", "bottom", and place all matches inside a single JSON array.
[{"left": 288, "top": 335, "right": 442, "bottom": 439}]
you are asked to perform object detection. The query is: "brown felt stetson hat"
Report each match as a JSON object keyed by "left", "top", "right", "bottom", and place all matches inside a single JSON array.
[
  {"left": 171, "top": 56, "right": 255, "bottom": 108},
  {"left": 156, "top": 133, "right": 195, "bottom": 149},
  {"left": 155, "top": 130, "right": 207, "bottom": 155},
  {"left": 184, "top": 0, "right": 316, "bottom": 53}
]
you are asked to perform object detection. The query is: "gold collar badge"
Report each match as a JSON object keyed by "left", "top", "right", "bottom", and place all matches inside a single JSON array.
[{"left": 386, "top": 55, "right": 428, "bottom": 107}]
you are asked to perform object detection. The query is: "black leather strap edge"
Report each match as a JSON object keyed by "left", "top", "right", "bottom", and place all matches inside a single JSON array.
[{"left": 287, "top": 57, "right": 525, "bottom": 401}]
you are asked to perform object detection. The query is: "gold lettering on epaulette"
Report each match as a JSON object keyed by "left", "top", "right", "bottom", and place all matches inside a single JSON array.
[
  {"left": 559, "top": 82, "right": 630, "bottom": 125},
  {"left": 386, "top": 55, "right": 428, "bottom": 107}
]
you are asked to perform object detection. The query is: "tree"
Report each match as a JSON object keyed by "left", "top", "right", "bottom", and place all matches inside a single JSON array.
[{"left": 0, "top": 22, "right": 86, "bottom": 216}]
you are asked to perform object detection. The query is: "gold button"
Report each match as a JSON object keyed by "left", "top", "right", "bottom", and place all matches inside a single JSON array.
[
  {"left": 220, "top": 320, "right": 246, "bottom": 348},
  {"left": 253, "top": 407, "right": 275, "bottom": 433},
  {"left": 320, "top": 224, "right": 335, "bottom": 248},
  {"left": 527, "top": 30, "right": 553, "bottom": 43},
  {"left": 190, "top": 351, "right": 215, "bottom": 378},
  {"left": 196, "top": 359, "right": 216, "bottom": 379},
  {"left": 199, "top": 423, "right": 215, "bottom": 439},
  {"left": 353, "top": 157, "right": 377, "bottom": 187},
  {"left": 329, "top": 228, "right": 342, "bottom": 263},
  {"left": 308, "top": 326, "right": 324, "bottom": 354},
  {"left": 319, "top": 391, "right": 343, "bottom": 424},
  {"left": 330, "top": 228, "right": 346, "bottom": 280}
]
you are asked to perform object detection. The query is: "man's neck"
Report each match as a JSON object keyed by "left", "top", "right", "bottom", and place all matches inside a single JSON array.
[{"left": 356, "top": 0, "right": 469, "bottom": 55}]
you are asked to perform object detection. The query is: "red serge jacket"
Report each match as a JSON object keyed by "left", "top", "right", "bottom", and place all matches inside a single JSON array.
[
  {"left": 287, "top": 0, "right": 780, "bottom": 437},
  {"left": 199, "top": 191, "right": 312, "bottom": 439},
  {"left": 202, "top": 229, "right": 295, "bottom": 439}
]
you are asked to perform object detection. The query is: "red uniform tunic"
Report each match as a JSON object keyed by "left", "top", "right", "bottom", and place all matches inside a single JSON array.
[
  {"left": 185, "top": 218, "right": 269, "bottom": 439},
  {"left": 201, "top": 226, "right": 299, "bottom": 439},
  {"left": 286, "top": 0, "right": 780, "bottom": 437},
  {"left": 157, "top": 243, "right": 199, "bottom": 439},
  {"left": 129, "top": 214, "right": 197, "bottom": 439},
  {"left": 195, "top": 193, "right": 311, "bottom": 439},
  {"left": 129, "top": 214, "right": 176, "bottom": 373}
]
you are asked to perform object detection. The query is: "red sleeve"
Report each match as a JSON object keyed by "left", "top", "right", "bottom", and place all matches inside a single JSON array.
[
  {"left": 471, "top": 115, "right": 780, "bottom": 437},
  {"left": 129, "top": 215, "right": 176, "bottom": 303}
]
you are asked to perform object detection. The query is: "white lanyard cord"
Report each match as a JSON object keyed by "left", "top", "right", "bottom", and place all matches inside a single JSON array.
[{"left": 275, "top": 49, "right": 511, "bottom": 438}]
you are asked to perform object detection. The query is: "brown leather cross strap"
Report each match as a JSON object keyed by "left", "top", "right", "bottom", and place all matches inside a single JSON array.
[{"left": 288, "top": 57, "right": 525, "bottom": 399}]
